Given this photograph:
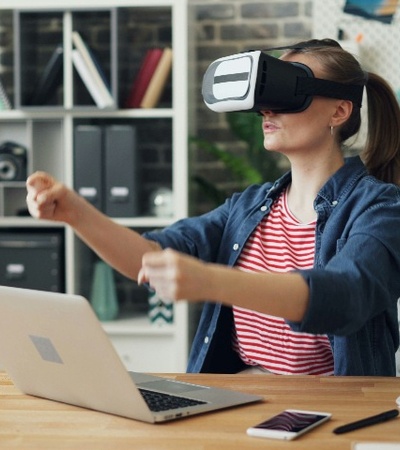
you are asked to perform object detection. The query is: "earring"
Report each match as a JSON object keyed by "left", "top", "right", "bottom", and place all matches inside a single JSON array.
[{"left": 330, "top": 126, "right": 334, "bottom": 136}]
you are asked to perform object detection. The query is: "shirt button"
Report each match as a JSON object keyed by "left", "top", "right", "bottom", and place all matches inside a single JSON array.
[
  {"left": 204, "top": 336, "right": 209, "bottom": 344},
  {"left": 332, "top": 200, "right": 338, "bottom": 206},
  {"left": 261, "top": 205, "right": 267, "bottom": 212},
  {"left": 233, "top": 243, "right": 239, "bottom": 251}
]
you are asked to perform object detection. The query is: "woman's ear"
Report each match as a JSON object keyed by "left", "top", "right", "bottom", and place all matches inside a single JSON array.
[{"left": 331, "top": 99, "right": 353, "bottom": 127}]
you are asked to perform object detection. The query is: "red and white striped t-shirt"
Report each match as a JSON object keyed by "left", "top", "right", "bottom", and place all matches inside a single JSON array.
[{"left": 232, "top": 188, "right": 334, "bottom": 375}]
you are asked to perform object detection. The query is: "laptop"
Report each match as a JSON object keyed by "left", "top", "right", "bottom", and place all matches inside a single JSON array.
[{"left": 0, "top": 285, "right": 262, "bottom": 423}]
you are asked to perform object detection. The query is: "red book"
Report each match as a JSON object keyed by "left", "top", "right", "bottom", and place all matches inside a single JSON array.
[
  {"left": 125, "top": 48, "right": 164, "bottom": 108},
  {"left": 140, "top": 47, "right": 173, "bottom": 109}
]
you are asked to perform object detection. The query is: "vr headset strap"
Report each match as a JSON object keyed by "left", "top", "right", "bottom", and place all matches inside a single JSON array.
[{"left": 297, "top": 77, "right": 364, "bottom": 107}]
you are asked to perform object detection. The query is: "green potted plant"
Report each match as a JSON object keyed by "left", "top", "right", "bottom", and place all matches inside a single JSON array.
[{"left": 190, "top": 111, "right": 284, "bottom": 207}]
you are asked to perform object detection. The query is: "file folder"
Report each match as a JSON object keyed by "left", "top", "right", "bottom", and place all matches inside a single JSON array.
[
  {"left": 74, "top": 125, "right": 103, "bottom": 211},
  {"left": 104, "top": 125, "right": 139, "bottom": 217}
]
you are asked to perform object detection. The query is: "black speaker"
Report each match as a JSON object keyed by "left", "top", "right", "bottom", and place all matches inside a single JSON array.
[{"left": 0, "top": 141, "right": 27, "bottom": 182}]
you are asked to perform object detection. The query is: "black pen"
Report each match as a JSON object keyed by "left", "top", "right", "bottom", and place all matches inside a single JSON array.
[{"left": 333, "top": 409, "right": 399, "bottom": 434}]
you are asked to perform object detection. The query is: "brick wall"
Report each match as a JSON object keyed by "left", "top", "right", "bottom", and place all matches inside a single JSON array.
[{"left": 189, "top": 0, "right": 313, "bottom": 214}]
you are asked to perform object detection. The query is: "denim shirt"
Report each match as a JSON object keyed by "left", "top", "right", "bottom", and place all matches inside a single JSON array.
[{"left": 144, "top": 156, "right": 400, "bottom": 376}]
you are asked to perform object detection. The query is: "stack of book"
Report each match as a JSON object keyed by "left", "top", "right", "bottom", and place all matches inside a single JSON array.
[
  {"left": 71, "top": 31, "right": 115, "bottom": 109},
  {"left": 26, "top": 32, "right": 115, "bottom": 109},
  {"left": 125, "top": 47, "right": 173, "bottom": 109}
]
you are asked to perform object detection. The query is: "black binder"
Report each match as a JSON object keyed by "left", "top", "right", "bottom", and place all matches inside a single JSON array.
[
  {"left": 104, "top": 125, "right": 138, "bottom": 217},
  {"left": 74, "top": 125, "right": 103, "bottom": 211},
  {"left": 28, "top": 44, "right": 63, "bottom": 106}
]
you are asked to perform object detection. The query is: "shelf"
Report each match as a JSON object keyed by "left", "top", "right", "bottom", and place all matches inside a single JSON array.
[
  {"left": 0, "top": 217, "right": 65, "bottom": 228},
  {"left": 101, "top": 314, "right": 176, "bottom": 335},
  {"left": 1, "top": 1, "right": 179, "bottom": 9},
  {"left": 0, "top": 215, "right": 178, "bottom": 229},
  {"left": 0, "top": 0, "right": 189, "bottom": 373},
  {"left": 0, "top": 109, "right": 173, "bottom": 119}
]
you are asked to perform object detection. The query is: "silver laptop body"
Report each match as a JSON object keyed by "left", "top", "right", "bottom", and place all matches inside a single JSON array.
[{"left": 0, "top": 285, "right": 262, "bottom": 423}]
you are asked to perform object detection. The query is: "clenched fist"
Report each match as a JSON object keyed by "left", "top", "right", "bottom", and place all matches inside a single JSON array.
[{"left": 26, "top": 171, "right": 82, "bottom": 225}]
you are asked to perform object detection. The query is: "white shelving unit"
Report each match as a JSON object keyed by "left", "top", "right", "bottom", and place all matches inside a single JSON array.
[{"left": 0, "top": 0, "right": 190, "bottom": 373}]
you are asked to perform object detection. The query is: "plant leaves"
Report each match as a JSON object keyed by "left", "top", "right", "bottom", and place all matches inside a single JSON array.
[
  {"left": 227, "top": 112, "right": 263, "bottom": 148},
  {"left": 190, "top": 110, "right": 283, "bottom": 207},
  {"left": 227, "top": 112, "right": 266, "bottom": 165},
  {"left": 190, "top": 137, "right": 263, "bottom": 184},
  {"left": 192, "top": 175, "right": 227, "bottom": 206}
]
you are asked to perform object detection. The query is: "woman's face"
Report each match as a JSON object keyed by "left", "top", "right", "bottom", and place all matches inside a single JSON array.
[{"left": 260, "top": 53, "right": 342, "bottom": 158}]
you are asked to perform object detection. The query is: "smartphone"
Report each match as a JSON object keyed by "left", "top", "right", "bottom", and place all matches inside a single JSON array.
[{"left": 247, "top": 409, "right": 332, "bottom": 440}]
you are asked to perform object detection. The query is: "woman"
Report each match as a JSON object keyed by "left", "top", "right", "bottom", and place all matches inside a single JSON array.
[{"left": 26, "top": 39, "right": 400, "bottom": 376}]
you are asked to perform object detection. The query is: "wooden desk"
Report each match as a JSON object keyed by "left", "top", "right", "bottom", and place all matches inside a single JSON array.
[{"left": 0, "top": 371, "right": 399, "bottom": 449}]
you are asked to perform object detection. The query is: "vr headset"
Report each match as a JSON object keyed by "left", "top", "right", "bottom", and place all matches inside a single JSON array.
[{"left": 202, "top": 50, "right": 364, "bottom": 114}]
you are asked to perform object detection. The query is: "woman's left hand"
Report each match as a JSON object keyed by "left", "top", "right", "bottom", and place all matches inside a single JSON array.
[{"left": 138, "top": 248, "right": 211, "bottom": 302}]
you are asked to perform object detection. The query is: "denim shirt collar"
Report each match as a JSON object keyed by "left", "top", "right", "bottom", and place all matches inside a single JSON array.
[
  {"left": 315, "top": 156, "right": 367, "bottom": 210},
  {"left": 269, "top": 156, "right": 367, "bottom": 211}
]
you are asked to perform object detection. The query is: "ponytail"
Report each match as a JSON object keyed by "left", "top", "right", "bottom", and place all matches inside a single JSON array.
[
  {"left": 362, "top": 72, "right": 400, "bottom": 185},
  {"left": 286, "top": 39, "right": 400, "bottom": 184}
]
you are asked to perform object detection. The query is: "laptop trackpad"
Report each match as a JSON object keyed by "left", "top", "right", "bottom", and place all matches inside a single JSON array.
[{"left": 139, "top": 379, "right": 208, "bottom": 395}]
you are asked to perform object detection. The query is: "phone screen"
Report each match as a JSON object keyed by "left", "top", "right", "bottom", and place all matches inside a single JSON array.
[
  {"left": 254, "top": 410, "right": 328, "bottom": 432},
  {"left": 247, "top": 409, "right": 331, "bottom": 440}
]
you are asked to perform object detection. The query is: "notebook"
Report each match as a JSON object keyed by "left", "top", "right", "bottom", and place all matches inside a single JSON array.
[{"left": 0, "top": 285, "right": 262, "bottom": 423}]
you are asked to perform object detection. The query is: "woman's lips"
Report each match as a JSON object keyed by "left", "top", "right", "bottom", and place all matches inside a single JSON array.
[{"left": 263, "top": 121, "right": 280, "bottom": 133}]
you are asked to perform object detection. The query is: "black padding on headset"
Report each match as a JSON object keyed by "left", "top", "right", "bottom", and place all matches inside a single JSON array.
[
  {"left": 253, "top": 54, "right": 313, "bottom": 113},
  {"left": 297, "top": 78, "right": 364, "bottom": 107}
]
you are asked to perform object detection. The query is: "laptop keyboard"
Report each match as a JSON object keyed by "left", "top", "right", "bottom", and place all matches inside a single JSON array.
[{"left": 139, "top": 388, "right": 207, "bottom": 412}]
